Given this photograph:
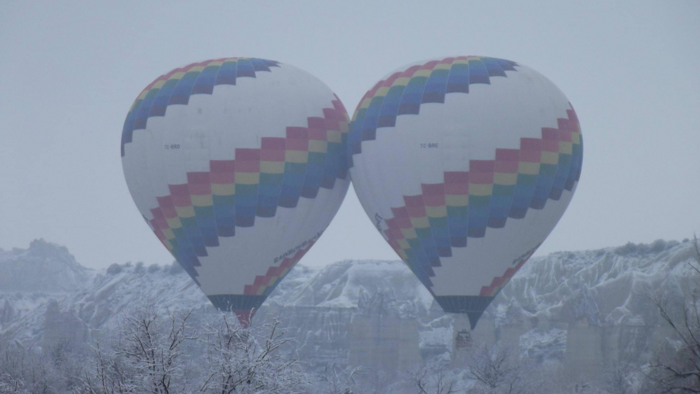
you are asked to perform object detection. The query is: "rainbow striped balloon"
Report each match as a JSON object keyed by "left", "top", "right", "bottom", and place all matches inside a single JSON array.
[
  {"left": 121, "top": 58, "right": 350, "bottom": 325},
  {"left": 348, "top": 56, "right": 583, "bottom": 329}
]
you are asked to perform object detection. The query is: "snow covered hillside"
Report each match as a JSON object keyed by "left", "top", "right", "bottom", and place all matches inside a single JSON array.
[{"left": 0, "top": 238, "right": 697, "bottom": 375}]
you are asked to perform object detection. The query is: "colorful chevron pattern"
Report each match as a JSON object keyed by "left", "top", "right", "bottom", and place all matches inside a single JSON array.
[
  {"left": 146, "top": 98, "right": 349, "bottom": 283},
  {"left": 244, "top": 240, "right": 316, "bottom": 297},
  {"left": 348, "top": 56, "right": 519, "bottom": 166},
  {"left": 479, "top": 245, "right": 539, "bottom": 297},
  {"left": 121, "top": 57, "right": 281, "bottom": 156},
  {"left": 381, "top": 108, "right": 582, "bottom": 289},
  {"left": 433, "top": 244, "right": 541, "bottom": 329}
]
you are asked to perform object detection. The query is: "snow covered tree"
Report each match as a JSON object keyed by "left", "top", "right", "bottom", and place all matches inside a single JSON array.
[
  {"left": 78, "top": 305, "right": 196, "bottom": 393},
  {"left": 311, "top": 363, "right": 395, "bottom": 394},
  {"left": 643, "top": 236, "right": 700, "bottom": 393},
  {"left": 77, "top": 305, "right": 306, "bottom": 394},
  {"left": 0, "top": 340, "right": 70, "bottom": 394},
  {"left": 407, "top": 365, "right": 461, "bottom": 394},
  {"left": 198, "top": 316, "right": 306, "bottom": 394},
  {"left": 465, "top": 344, "right": 541, "bottom": 394}
]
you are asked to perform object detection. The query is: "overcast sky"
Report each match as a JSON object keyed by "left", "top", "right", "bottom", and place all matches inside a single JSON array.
[{"left": 1, "top": 1, "right": 698, "bottom": 269}]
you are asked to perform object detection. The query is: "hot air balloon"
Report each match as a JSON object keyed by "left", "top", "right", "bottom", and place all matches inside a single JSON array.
[
  {"left": 348, "top": 56, "right": 582, "bottom": 330},
  {"left": 121, "top": 58, "right": 350, "bottom": 326}
]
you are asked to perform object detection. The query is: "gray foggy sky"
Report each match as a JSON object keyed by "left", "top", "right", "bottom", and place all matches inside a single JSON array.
[{"left": 0, "top": 1, "right": 698, "bottom": 269}]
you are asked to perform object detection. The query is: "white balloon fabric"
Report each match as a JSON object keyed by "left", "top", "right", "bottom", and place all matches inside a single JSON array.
[
  {"left": 121, "top": 58, "right": 350, "bottom": 325},
  {"left": 348, "top": 57, "right": 583, "bottom": 329}
]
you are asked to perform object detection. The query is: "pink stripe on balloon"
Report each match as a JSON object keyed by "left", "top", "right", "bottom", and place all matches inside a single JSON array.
[
  {"left": 169, "top": 184, "right": 189, "bottom": 196},
  {"left": 391, "top": 207, "right": 410, "bottom": 219},
  {"left": 520, "top": 150, "right": 542, "bottom": 163},
  {"left": 401, "top": 65, "right": 421, "bottom": 77},
  {"left": 470, "top": 160, "right": 494, "bottom": 173},
  {"left": 445, "top": 183, "right": 469, "bottom": 195},
  {"left": 187, "top": 172, "right": 210, "bottom": 185},
  {"left": 188, "top": 183, "right": 211, "bottom": 195},
  {"left": 470, "top": 172, "right": 494, "bottom": 184},
  {"left": 235, "top": 148, "right": 260, "bottom": 161},
  {"left": 397, "top": 217, "right": 413, "bottom": 228},
  {"left": 307, "top": 117, "right": 326, "bottom": 130},
  {"left": 286, "top": 138, "right": 308, "bottom": 151},
  {"left": 404, "top": 195, "right": 424, "bottom": 207},
  {"left": 261, "top": 137, "right": 285, "bottom": 150},
  {"left": 421, "top": 183, "right": 444, "bottom": 196},
  {"left": 172, "top": 194, "right": 192, "bottom": 207},
  {"left": 558, "top": 130, "right": 573, "bottom": 142},
  {"left": 161, "top": 206, "right": 177, "bottom": 219},
  {"left": 308, "top": 128, "right": 327, "bottom": 140},
  {"left": 286, "top": 127, "right": 308, "bottom": 139},
  {"left": 261, "top": 150, "right": 285, "bottom": 162},
  {"left": 157, "top": 196, "right": 174, "bottom": 208},
  {"left": 520, "top": 138, "right": 541, "bottom": 151},
  {"left": 407, "top": 206, "right": 426, "bottom": 218},
  {"left": 541, "top": 128, "right": 559, "bottom": 140},
  {"left": 495, "top": 149, "right": 519, "bottom": 161},
  {"left": 420, "top": 60, "right": 440, "bottom": 70},
  {"left": 210, "top": 172, "right": 234, "bottom": 184},
  {"left": 423, "top": 194, "right": 445, "bottom": 207},
  {"left": 542, "top": 140, "right": 560, "bottom": 152},
  {"left": 235, "top": 161, "right": 260, "bottom": 172},
  {"left": 211, "top": 160, "right": 235, "bottom": 172},
  {"left": 445, "top": 171, "right": 469, "bottom": 184}
]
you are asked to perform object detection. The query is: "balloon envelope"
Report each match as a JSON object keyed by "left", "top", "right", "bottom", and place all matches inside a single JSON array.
[
  {"left": 347, "top": 56, "right": 583, "bottom": 329},
  {"left": 121, "top": 58, "right": 350, "bottom": 325}
]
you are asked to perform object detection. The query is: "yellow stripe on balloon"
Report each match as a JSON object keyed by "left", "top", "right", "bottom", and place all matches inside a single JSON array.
[
  {"left": 469, "top": 184, "right": 494, "bottom": 196},
  {"left": 412, "top": 69, "right": 432, "bottom": 78},
  {"left": 236, "top": 173, "right": 260, "bottom": 185},
  {"left": 169, "top": 72, "right": 185, "bottom": 80},
  {"left": 410, "top": 216, "right": 430, "bottom": 229},
  {"left": 519, "top": 162, "right": 541, "bottom": 175},
  {"left": 191, "top": 194, "right": 213, "bottom": 207},
  {"left": 392, "top": 77, "right": 411, "bottom": 87},
  {"left": 494, "top": 172, "right": 518, "bottom": 185},
  {"left": 176, "top": 206, "right": 195, "bottom": 218},
  {"left": 426, "top": 206, "right": 447, "bottom": 218},
  {"left": 541, "top": 151, "right": 560, "bottom": 165},
  {"left": 401, "top": 227, "right": 418, "bottom": 240},
  {"left": 163, "top": 228, "right": 175, "bottom": 240},
  {"left": 559, "top": 141, "right": 573, "bottom": 155},
  {"left": 434, "top": 63, "right": 452, "bottom": 70},
  {"left": 152, "top": 80, "right": 167, "bottom": 89},
  {"left": 360, "top": 97, "right": 373, "bottom": 109},
  {"left": 137, "top": 90, "right": 151, "bottom": 100},
  {"left": 375, "top": 86, "right": 390, "bottom": 97},
  {"left": 308, "top": 140, "right": 328, "bottom": 153},
  {"left": 212, "top": 183, "right": 235, "bottom": 196},
  {"left": 285, "top": 151, "right": 308, "bottom": 163},
  {"left": 446, "top": 194, "right": 468, "bottom": 206},
  {"left": 339, "top": 121, "right": 349, "bottom": 133},
  {"left": 261, "top": 161, "right": 286, "bottom": 174},
  {"left": 166, "top": 217, "right": 183, "bottom": 229},
  {"left": 397, "top": 239, "right": 410, "bottom": 249},
  {"left": 327, "top": 130, "right": 342, "bottom": 143},
  {"left": 572, "top": 133, "right": 582, "bottom": 144}
]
